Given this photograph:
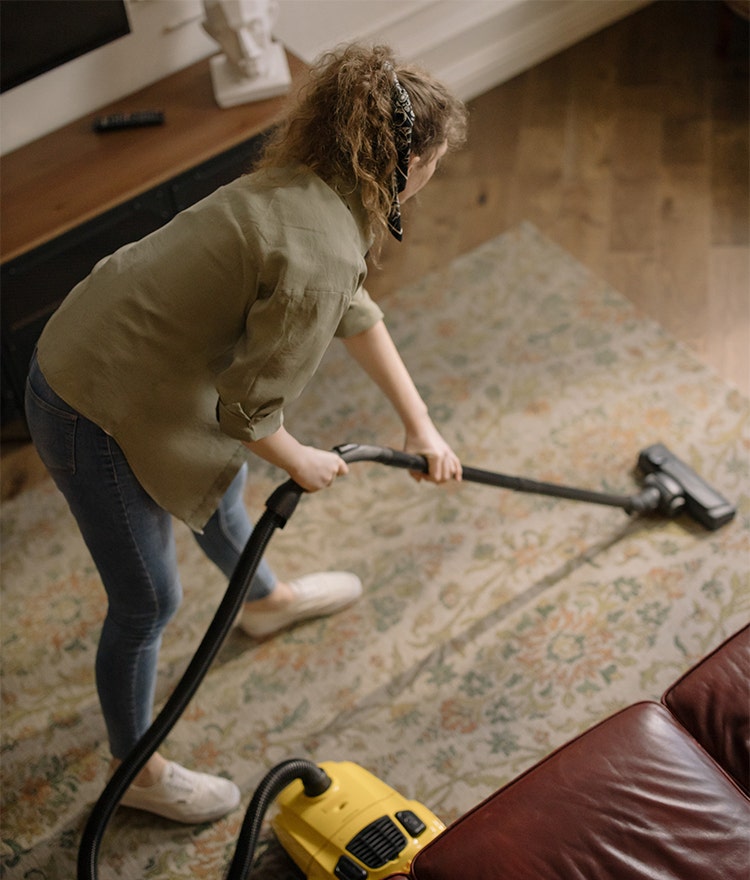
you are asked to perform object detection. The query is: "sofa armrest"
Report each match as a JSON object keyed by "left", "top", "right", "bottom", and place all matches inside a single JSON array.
[
  {"left": 408, "top": 703, "right": 750, "bottom": 880},
  {"left": 663, "top": 624, "right": 750, "bottom": 794}
]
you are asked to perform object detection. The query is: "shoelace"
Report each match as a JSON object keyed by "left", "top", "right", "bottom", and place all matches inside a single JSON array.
[{"left": 165, "top": 765, "right": 197, "bottom": 796}]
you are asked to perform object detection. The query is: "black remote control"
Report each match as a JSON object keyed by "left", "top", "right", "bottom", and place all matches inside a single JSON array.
[{"left": 93, "top": 110, "right": 165, "bottom": 132}]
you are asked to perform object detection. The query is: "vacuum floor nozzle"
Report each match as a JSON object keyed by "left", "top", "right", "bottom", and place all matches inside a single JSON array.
[{"left": 638, "top": 443, "right": 736, "bottom": 530}]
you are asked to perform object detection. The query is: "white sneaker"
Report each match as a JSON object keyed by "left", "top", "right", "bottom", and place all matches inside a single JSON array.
[
  {"left": 237, "top": 571, "right": 362, "bottom": 638},
  {"left": 119, "top": 761, "right": 241, "bottom": 824}
]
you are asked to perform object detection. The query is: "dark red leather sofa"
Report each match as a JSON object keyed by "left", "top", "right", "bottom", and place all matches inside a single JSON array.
[{"left": 386, "top": 624, "right": 750, "bottom": 880}]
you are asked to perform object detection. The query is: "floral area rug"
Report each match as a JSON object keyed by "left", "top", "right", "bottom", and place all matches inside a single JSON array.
[{"left": 2, "top": 223, "right": 748, "bottom": 879}]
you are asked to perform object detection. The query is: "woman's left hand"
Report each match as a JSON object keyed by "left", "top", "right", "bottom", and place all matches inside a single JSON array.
[
  {"left": 404, "top": 421, "right": 462, "bottom": 484},
  {"left": 342, "top": 321, "right": 462, "bottom": 483}
]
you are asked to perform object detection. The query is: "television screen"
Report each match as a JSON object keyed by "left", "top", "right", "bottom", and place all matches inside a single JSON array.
[{"left": 0, "top": 0, "right": 131, "bottom": 94}]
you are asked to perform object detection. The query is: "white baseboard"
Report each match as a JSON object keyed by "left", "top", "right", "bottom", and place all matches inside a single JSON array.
[
  {"left": 275, "top": 0, "right": 652, "bottom": 101},
  {"left": 440, "top": 0, "right": 653, "bottom": 101}
]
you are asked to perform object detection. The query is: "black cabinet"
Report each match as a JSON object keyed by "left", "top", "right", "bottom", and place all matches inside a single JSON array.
[
  {"left": 1, "top": 130, "right": 267, "bottom": 423},
  {"left": 1, "top": 187, "right": 172, "bottom": 415},
  {"left": 170, "top": 133, "right": 266, "bottom": 211}
]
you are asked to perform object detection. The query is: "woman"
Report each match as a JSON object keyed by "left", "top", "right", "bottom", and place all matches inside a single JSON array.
[{"left": 25, "top": 43, "right": 467, "bottom": 824}]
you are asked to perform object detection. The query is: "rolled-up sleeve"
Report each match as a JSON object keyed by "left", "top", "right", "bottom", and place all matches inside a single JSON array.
[
  {"left": 334, "top": 285, "right": 384, "bottom": 338},
  {"left": 216, "top": 284, "right": 352, "bottom": 442}
]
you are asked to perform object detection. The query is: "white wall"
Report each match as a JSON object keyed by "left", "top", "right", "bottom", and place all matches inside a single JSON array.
[{"left": 0, "top": 0, "right": 649, "bottom": 157}]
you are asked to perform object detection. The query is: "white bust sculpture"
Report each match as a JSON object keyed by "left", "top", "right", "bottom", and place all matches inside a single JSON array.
[{"left": 202, "top": 0, "right": 291, "bottom": 107}]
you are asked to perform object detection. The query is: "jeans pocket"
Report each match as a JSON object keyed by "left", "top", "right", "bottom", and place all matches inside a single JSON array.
[{"left": 25, "top": 366, "right": 78, "bottom": 475}]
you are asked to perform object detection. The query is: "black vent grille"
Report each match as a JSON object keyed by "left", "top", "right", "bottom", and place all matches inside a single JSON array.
[{"left": 346, "top": 815, "right": 407, "bottom": 868}]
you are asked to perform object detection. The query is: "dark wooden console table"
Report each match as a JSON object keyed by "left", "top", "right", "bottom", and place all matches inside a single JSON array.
[{"left": 0, "top": 52, "right": 307, "bottom": 422}]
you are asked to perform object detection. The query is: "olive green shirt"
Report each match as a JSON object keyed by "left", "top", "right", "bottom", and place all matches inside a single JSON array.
[{"left": 37, "top": 164, "right": 384, "bottom": 530}]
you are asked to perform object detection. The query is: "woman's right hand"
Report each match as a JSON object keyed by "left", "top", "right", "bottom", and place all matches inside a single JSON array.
[
  {"left": 244, "top": 427, "right": 348, "bottom": 492},
  {"left": 288, "top": 446, "right": 349, "bottom": 492}
]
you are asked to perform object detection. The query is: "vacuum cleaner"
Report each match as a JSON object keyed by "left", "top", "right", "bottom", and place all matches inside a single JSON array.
[{"left": 76, "top": 441, "right": 736, "bottom": 880}]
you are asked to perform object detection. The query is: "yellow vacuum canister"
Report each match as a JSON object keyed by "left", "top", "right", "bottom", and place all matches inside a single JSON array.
[{"left": 272, "top": 761, "right": 445, "bottom": 879}]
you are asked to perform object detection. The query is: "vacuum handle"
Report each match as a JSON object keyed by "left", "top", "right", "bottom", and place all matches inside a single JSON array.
[
  {"left": 335, "top": 443, "right": 429, "bottom": 473},
  {"left": 333, "top": 443, "right": 657, "bottom": 513}
]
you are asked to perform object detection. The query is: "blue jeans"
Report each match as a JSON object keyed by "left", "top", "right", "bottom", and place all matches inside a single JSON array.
[{"left": 25, "top": 352, "right": 276, "bottom": 758}]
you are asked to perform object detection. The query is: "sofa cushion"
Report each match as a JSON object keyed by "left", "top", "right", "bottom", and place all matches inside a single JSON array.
[
  {"left": 407, "top": 702, "right": 750, "bottom": 880},
  {"left": 662, "top": 624, "right": 750, "bottom": 794}
]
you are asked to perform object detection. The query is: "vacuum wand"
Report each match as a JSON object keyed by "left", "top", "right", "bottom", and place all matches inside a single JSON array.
[{"left": 334, "top": 442, "right": 735, "bottom": 530}]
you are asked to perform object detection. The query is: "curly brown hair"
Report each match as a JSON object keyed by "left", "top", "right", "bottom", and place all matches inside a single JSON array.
[{"left": 258, "top": 43, "right": 467, "bottom": 245}]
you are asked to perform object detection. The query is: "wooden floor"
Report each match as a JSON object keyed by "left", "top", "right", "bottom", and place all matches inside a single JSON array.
[
  {"left": 1, "top": 0, "right": 748, "bottom": 501},
  {"left": 371, "top": 0, "right": 749, "bottom": 394}
]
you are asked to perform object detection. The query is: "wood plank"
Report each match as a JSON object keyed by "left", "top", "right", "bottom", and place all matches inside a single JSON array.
[
  {"left": 711, "top": 123, "right": 750, "bottom": 246},
  {"left": 657, "top": 164, "right": 711, "bottom": 354},
  {"left": 708, "top": 246, "right": 750, "bottom": 389}
]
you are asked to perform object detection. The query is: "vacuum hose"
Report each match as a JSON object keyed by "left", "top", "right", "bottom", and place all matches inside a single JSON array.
[
  {"left": 78, "top": 443, "right": 687, "bottom": 880},
  {"left": 77, "top": 479, "right": 306, "bottom": 880},
  {"left": 226, "top": 758, "right": 331, "bottom": 880}
]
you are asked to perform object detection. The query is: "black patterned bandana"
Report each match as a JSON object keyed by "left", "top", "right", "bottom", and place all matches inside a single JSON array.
[{"left": 386, "top": 64, "right": 415, "bottom": 242}]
